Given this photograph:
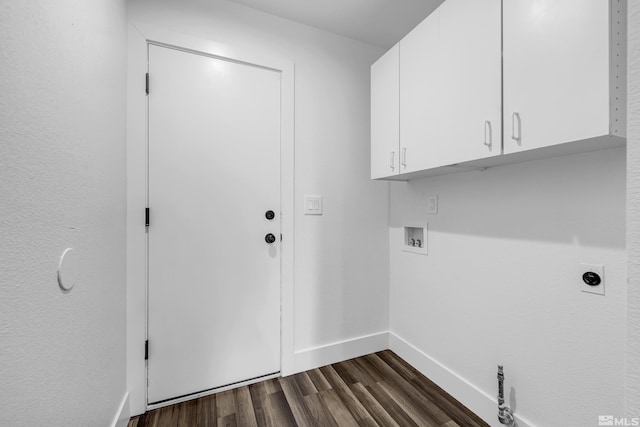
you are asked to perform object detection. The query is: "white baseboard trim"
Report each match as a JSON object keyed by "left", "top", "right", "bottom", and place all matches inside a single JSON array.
[
  {"left": 111, "top": 392, "right": 130, "bottom": 427},
  {"left": 292, "top": 331, "right": 389, "bottom": 374},
  {"left": 389, "top": 332, "right": 534, "bottom": 427}
]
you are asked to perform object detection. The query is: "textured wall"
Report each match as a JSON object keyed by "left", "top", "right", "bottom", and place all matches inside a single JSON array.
[
  {"left": 0, "top": 1, "right": 128, "bottom": 425},
  {"left": 390, "top": 147, "right": 627, "bottom": 425},
  {"left": 628, "top": 0, "right": 640, "bottom": 418}
]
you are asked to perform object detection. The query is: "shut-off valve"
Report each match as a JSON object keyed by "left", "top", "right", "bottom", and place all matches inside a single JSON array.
[{"left": 497, "top": 365, "right": 515, "bottom": 426}]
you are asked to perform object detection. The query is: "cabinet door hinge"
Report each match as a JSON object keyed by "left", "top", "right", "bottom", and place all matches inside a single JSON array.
[
  {"left": 145, "top": 340, "right": 149, "bottom": 360},
  {"left": 145, "top": 73, "right": 149, "bottom": 95},
  {"left": 145, "top": 208, "right": 150, "bottom": 227}
]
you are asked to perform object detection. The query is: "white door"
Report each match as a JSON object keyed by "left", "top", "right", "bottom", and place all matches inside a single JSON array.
[
  {"left": 503, "top": 0, "right": 611, "bottom": 154},
  {"left": 147, "top": 44, "right": 281, "bottom": 404},
  {"left": 371, "top": 43, "right": 400, "bottom": 179}
]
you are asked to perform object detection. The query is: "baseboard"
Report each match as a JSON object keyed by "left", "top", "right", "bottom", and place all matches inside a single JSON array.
[
  {"left": 389, "top": 332, "right": 534, "bottom": 427},
  {"left": 292, "top": 331, "right": 389, "bottom": 374},
  {"left": 111, "top": 392, "right": 130, "bottom": 427}
]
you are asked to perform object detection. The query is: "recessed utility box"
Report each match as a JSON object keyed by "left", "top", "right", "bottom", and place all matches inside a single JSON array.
[
  {"left": 579, "top": 263, "right": 605, "bottom": 296},
  {"left": 403, "top": 226, "right": 427, "bottom": 255}
]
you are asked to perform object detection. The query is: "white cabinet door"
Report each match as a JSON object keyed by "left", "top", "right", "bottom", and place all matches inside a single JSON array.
[
  {"left": 503, "top": 0, "right": 611, "bottom": 154},
  {"left": 399, "top": 0, "right": 500, "bottom": 173},
  {"left": 400, "top": 8, "right": 443, "bottom": 173},
  {"left": 439, "top": 0, "right": 501, "bottom": 164},
  {"left": 371, "top": 44, "right": 400, "bottom": 179}
]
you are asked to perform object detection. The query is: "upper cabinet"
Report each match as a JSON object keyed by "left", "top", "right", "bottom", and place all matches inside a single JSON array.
[
  {"left": 371, "top": 44, "right": 400, "bottom": 179},
  {"left": 503, "top": 0, "right": 626, "bottom": 154},
  {"left": 371, "top": 0, "right": 626, "bottom": 181},
  {"left": 400, "top": 0, "right": 501, "bottom": 174}
]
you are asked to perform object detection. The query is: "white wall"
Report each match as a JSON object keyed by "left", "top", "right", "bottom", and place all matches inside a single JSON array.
[
  {"left": 628, "top": 0, "right": 640, "bottom": 418},
  {"left": 390, "top": 148, "right": 627, "bottom": 425},
  {"left": 0, "top": 1, "right": 128, "bottom": 426},
  {"left": 127, "top": 0, "right": 389, "bottom": 414}
]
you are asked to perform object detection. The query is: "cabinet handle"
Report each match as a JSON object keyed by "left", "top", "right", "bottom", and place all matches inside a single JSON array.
[
  {"left": 511, "top": 112, "right": 522, "bottom": 144},
  {"left": 484, "top": 120, "right": 492, "bottom": 148},
  {"left": 401, "top": 147, "right": 407, "bottom": 167},
  {"left": 390, "top": 151, "right": 395, "bottom": 169}
]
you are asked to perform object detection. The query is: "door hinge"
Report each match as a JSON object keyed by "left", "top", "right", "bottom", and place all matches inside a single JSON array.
[
  {"left": 145, "top": 208, "right": 150, "bottom": 227},
  {"left": 145, "top": 340, "right": 149, "bottom": 360},
  {"left": 145, "top": 73, "right": 149, "bottom": 95}
]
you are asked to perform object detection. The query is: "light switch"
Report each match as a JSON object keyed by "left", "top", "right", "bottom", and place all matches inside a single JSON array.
[{"left": 304, "top": 195, "right": 323, "bottom": 215}]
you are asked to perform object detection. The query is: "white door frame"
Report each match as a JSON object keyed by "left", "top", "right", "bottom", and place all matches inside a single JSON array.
[{"left": 126, "top": 23, "right": 295, "bottom": 414}]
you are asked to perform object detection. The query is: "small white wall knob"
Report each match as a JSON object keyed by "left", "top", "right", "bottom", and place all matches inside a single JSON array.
[{"left": 57, "top": 248, "right": 79, "bottom": 292}]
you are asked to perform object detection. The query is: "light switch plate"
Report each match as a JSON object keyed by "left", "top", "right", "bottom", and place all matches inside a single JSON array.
[
  {"left": 579, "top": 263, "right": 605, "bottom": 295},
  {"left": 304, "top": 195, "right": 323, "bottom": 215}
]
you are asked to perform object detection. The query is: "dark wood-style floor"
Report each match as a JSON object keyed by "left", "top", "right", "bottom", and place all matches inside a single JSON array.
[{"left": 129, "top": 350, "right": 488, "bottom": 427}]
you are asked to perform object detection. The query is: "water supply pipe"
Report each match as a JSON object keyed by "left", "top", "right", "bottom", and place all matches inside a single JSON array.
[{"left": 497, "top": 365, "right": 515, "bottom": 425}]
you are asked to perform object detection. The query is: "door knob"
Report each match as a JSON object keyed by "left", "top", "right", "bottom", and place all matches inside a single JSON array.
[
  {"left": 265, "top": 210, "right": 275, "bottom": 220},
  {"left": 265, "top": 233, "right": 276, "bottom": 244}
]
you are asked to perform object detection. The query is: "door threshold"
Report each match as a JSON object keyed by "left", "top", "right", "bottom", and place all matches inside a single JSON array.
[{"left": 147, "top": 371, "right": 281, "bottom": 410}]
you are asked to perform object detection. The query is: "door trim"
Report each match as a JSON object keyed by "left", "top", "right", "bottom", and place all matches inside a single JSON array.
[{"left": 126, "top": 23, "right": 295, "bottom": 414}]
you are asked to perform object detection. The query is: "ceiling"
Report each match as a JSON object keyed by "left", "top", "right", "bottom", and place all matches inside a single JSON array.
[{"left": 226, "top": 0, "right": 444, "bottom": 49}]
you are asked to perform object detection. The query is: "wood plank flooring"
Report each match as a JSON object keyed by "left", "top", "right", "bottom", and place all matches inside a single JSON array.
[{"left": 129, "top": 350, "right": 488, "bottom": 427}]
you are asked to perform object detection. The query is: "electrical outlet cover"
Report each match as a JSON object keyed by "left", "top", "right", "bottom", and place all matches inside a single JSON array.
[
  {"left": 579, "top": 263, "right": 605, "bottom": 295},
  {"left": 426, "top": 195, "right": 438, "bottom": 214}
]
